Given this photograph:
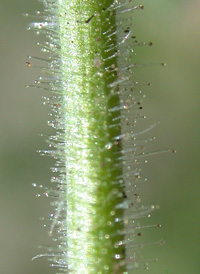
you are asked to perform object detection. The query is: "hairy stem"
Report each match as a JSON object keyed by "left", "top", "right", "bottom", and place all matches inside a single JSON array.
[
  {"left": 57, "top": 1, "right": 124, "bottom": 273},
  {"left": 29, "top": 0, "right": 157, "bottom": 273}
]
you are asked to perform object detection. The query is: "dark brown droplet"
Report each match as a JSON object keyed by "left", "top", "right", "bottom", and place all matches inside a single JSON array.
[
  {"left": 122, "top": 191, "right": 127, "bottom": 199},
  {"left": 26, "top": 62, "right": 31, "bottom": 67}
]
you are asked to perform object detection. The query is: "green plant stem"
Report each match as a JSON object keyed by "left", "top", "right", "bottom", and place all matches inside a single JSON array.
[
  {"left": 57, "top": 1, "right": 125, "bottom": 273},
  {"left": 29, "top": 0, "right": 171, "bottom": 272}
]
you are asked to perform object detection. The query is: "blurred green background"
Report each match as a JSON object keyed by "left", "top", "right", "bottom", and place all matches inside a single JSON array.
[{"left": 0, "top": 0, "right": 199, "bottom": 273}]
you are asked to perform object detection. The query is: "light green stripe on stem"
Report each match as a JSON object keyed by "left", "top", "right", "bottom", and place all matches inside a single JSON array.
[{"left": 58, "top": 0, "right": 125, "bottom": 273}]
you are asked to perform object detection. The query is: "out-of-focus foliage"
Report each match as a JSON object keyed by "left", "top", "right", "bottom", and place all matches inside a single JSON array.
[{"left": 0, "top": 0, "right": 199, "bottom": 273}]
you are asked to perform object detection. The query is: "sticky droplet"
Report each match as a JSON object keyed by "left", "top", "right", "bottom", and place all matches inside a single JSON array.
[
  {"left": 105, "top": 142, "right": 112, "bottom": 150},
  {"left": 26, "top": 62, "right": 31, "bottom": 67}
]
